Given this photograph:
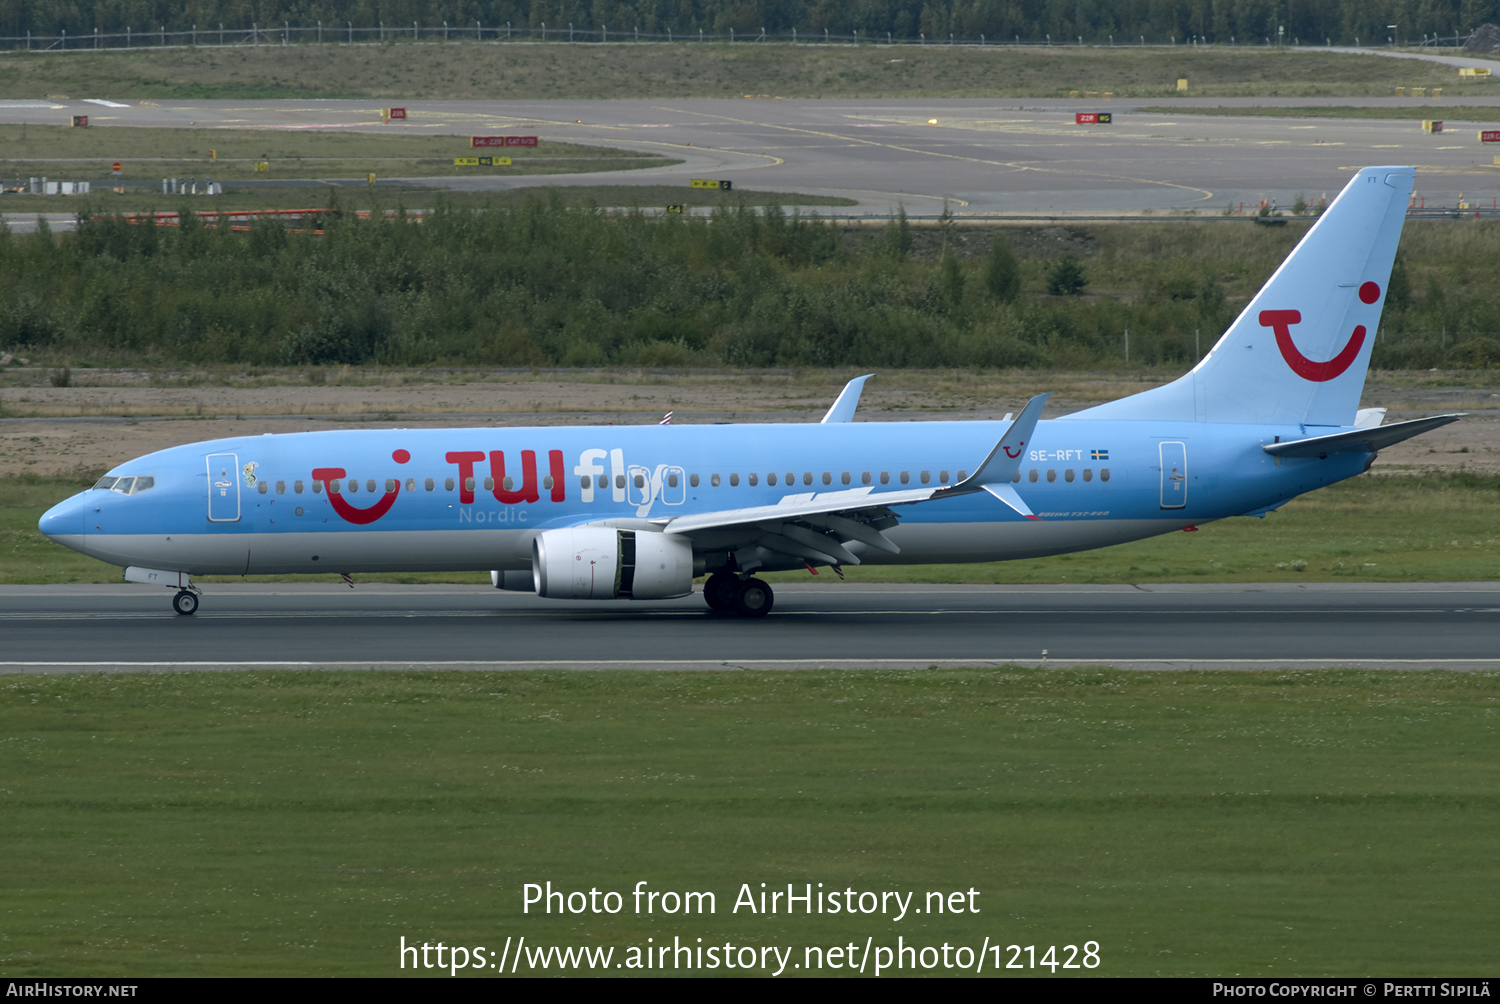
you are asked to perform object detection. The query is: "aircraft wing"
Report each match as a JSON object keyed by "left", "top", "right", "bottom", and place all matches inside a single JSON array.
[
  {"left": 654, "top": 394, "right": 1050, "bottom": 564},
  {"left": 1262, "top": 413, "right": 1462, "bottom": 458}
]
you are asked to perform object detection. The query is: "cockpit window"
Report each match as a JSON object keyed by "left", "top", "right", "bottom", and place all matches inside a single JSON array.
[{"left": 96, "top": 476, "right": 155, "bottom": 494}]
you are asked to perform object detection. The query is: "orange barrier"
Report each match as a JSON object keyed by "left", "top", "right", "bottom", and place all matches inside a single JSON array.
[{"left": 94, "top": 208, "right": 427, "bottom": 235}]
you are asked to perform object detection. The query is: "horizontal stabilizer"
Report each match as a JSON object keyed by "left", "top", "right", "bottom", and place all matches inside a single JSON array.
[{"left": 1262, "top": 414, "right": 1462, "bottom": 458}]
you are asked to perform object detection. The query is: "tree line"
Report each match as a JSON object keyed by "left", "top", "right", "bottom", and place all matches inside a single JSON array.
[
  {"left": 0, "top": 0, "right": 1492, "bottom": 47},
  {"left": 0, "top": 195, "right": 1494, "bottom": 372}
]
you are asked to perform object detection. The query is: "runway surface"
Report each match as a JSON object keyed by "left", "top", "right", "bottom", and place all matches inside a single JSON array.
[
  {"left": 4, "top": 582, "right": 1499, "bottom": 672},
  {"left": 6, "top": 89, "right": 1500, "bottom": 230}
]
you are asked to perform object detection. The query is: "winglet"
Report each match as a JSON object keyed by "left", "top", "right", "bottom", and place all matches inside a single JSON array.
[
  {"left": 984, "top": 484, "right": 1042, "bottom": 520},
  {"left": 943, "top": 392, "right": 1051, "bottom": 494},
  {"left": 821, "top": 374, "right": 874, "bottom": 423}
]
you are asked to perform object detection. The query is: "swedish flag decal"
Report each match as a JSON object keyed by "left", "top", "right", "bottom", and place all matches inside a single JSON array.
[{"left": 1091, "top": 449, "right": 1110, "bottom": 460}]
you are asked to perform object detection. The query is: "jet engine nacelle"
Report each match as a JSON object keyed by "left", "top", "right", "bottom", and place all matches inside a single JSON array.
[{"left": 532, "top": 527, "right": 694, "bottom": 600}]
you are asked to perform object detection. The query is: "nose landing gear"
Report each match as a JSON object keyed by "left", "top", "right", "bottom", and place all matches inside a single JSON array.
[{"left": 702, "top": 572, "right": 774, "bottom": 617}]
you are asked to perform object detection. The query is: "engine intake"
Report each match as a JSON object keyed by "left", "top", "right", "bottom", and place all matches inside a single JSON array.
[{"left": 533, "top": 527, "right": 693, "bottom": 600}]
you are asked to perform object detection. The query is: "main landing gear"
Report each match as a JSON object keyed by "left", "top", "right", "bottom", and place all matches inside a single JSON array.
[
  {"left": 703, "top": 573, "right": 774, "bottom": 618},
  {"left": 172, "top": 589, "right": 199, "bottom": 616}
]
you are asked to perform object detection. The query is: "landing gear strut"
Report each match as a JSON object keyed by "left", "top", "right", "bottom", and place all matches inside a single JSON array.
[
  {"left": 172, "top": 590, "right": 199, "bottom": 616},
  {"left": 703, "top": 573, "right": 774, "bottom": 617}
]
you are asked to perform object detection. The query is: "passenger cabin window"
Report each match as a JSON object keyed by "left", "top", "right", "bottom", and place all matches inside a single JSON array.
[
  {"left": 1101, "top": 468, "right": 1111, "bottom": 482},
  {"left": 633, "top": 473, "right": 645, "bottom": 489},
  {"left": 862, "top": 472, "right": 872, "bottom": 485},
  {"left": 295, "top": 481, "right": 305, "bottom": 494},
  {"left": 406, "top": 478, "right": 417, "bottom": 492},
  {"left": 542, "top": 476, "right": 553, "bottom": 490},
  {"left": 314, "top": 481, "right": 325, "bottom": 494},
  {"left": 1047, "top": 470, "right": 1057, "bottom": 483},
  {"left": 347, "top": 480, "right": 358, "bottom": 493},
  {"left": 328, "top": 481, "right": 339, "bottom": 494},
  {"left": 711, "top": 474, "right": 721, "bottom": 487},
  {"left": 503, "top": 477, "right": 514, "bottom": 492},
  {"left": 822, "top": 472, "right": 832, "bottom": 486},
  {"left": 386, "top": 479, "right": 398, "bottom": 493},
  {"left": 880, "top": 472, "right": 890, "bottom": 484},
  {"left": 803, "top": 473, "right": 813, "bottom": 486},
  {"left": 748, "top": 473, "right": 759, "bottom": 486},
  {"left": 484, "top": 477, "right": 495, "bottom": 491},
  {"left": 1065, "top": 469, "right": 1075, "bottom": 483},
  {"left": 1011, "top": 472, "right": 1021, "bottom": 483},
  {"left": 597, "top": 475, "right": 608, "bottom": 489},
  {"left": 920, "top": 471, "right": 931, "bottom": 485},
  {"left": 900, "top": 471, "right": 910, "bottom": 484},
  {"left": 445, "top": 478, "right": 455, "bottom": 491},
  {"left": 730, "top": 474, "right": 740, "bottom": 487},
  {"left": 615, "top": 474, "right": 626, "bottom": 489},
  {"left": 690, "top": 474, "right": 700, "bottom": 488},
  {"left": 957, "top": 470, "right": 967, "bottom": 481},
  {"left": 668, "top": 473, "right": 679, "bottom": 489},
  {"left": 1082, "top": 469, "right": 1093, "bottom": 482},
  {"left": 257, "top": 481, "right": 268, "bottom": 494},
  {"left": 767, "top": 473, "right": 777, "bottom": 486},
  {"left": 1028, "top": 470, "right": 1038, "bottom": 483},
  {"left": 464, "top": 477, "right": 475, "bottom": 492},
  {"left": 939, "top": 471, "right": 949, "bottom": 484},
  {"left": 276, "top": 481, "right": 287, "bottom": 494},
  {"left": 785, "top": 473, "right": 794, "bottom": 486},
  {"left": 841, "top": 472, "right": 851, "bottom": 485},
  {"left": 424, "top": 478, "right": 434, "bottom": 491}
]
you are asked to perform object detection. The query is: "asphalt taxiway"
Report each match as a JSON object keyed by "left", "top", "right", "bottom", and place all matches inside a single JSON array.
[
  {"left": 5, "top": 91, "right": 1500, "bottom": 228},
  {"left": 3, "top": 582, "right": 1497, "bottom": 673}
]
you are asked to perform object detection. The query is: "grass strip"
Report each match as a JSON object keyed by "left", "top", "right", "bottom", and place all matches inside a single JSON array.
[
  {"left": 0, "top": 44, "right": 1478, "bottom": 101},
  {"left": 1, "top": 667, "right": 1495, "bottom": 976}
]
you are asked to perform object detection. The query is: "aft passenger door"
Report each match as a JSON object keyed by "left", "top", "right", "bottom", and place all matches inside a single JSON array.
[
  {"left": 1159, "top": 442, "right": 1187, "bottom": 509},
  {"left": 207, "top": 452, "right": 241, "bottom": 522}
]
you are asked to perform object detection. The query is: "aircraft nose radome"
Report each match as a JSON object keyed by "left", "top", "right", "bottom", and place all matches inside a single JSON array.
[{"left": 38, "top": 495, "right": 89, "bottom": 540}]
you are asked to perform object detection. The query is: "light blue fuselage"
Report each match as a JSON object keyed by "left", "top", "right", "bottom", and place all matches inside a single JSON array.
[{"left": 39, "top": 418, "right": 1367, "bottom": 577}]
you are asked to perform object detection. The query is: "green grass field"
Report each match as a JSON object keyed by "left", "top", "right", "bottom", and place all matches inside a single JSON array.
[
  {"left": 6, "top": 472, "right": 1499, "bottom": 586},
  {"left": 2, "top": 667, "right": 1495, "bottom": 976},
  {"left": 0, "top": 124, "right": 675, "bottom": 185},
  {"left": 0, "top": 43, "right": 1481, "bottom": 101}
]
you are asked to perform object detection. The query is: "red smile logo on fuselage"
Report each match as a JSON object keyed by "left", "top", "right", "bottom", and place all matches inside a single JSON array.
[
  {"left": 312, "top": 467, "right": 401, "bottom": 524},
  {"left": 1259, "top": 282, "right": 1380, "bottom": 383}
]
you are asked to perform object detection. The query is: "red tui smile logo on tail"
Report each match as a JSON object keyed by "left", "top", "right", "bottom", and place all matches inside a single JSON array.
[{"left": 1259, "top": 298, "right": 1376, "bottom": 383}]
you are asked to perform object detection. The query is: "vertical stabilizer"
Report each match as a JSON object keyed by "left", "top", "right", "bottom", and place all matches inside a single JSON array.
[{"left": 1066, "top": 167, "right": 1413, "bottom": 427}]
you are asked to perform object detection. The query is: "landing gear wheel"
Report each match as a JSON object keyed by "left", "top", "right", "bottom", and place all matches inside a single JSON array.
[
  {"left": 732, "top": 577, "right": 774, "bottom": 618},
  {"left": 172, "top": 590, "right": 199, "bottom": 616},
  {"left": 704, "top": 573, "right": 738, "bottom": 612}
]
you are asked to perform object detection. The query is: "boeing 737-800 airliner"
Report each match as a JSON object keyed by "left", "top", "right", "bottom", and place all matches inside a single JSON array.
[{"left": 39, "top": 166, "right": 1459, "bottom": 617}]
